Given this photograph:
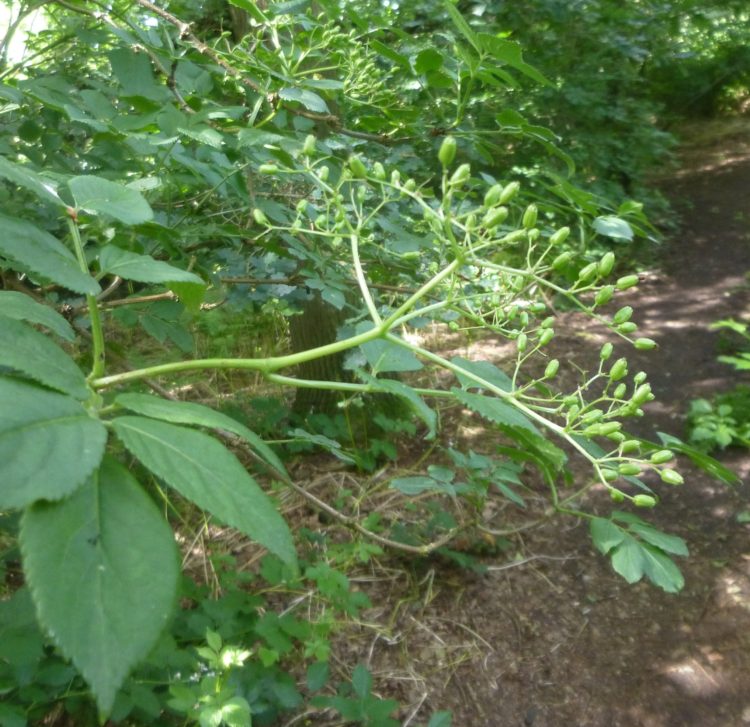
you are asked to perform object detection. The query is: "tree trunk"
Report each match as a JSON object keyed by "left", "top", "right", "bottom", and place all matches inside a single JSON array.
[{"left": 288, "top": 290, "right": 350, "bottom": 417}]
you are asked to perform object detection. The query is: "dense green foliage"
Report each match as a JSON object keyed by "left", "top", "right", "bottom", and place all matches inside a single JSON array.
[{"left": 0, "top": 0, "right": 746, "bottom": 723}]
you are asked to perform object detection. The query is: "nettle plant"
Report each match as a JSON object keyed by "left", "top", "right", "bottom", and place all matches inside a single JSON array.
[{"left": 0, "top": 0, "right": 731, "bottom": 719}]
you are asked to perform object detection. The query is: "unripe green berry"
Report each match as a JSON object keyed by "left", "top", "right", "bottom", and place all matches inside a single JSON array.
[
  {"left": 544, "top": 359, "right": 560, "bottom": 378},
  {"left": 522, "top": 204, "right": 538, "bottom": 230},
  {"left": 438, "top": 136, "right": 457, "bottom": 167},
  {"left": 618, "top": 322, "right": 638, "bottom": 334},
  {"left": 252, "top": 208, "right": 269, "bottom": 226},
  {"left": 601, "top": 468, "right": 619, "bottom": 482},
  {"left": 621, "top": 440, "right": 641, "bottom": 453},
  {"left": 660, "top": 469, "right": 684, "bottom": 485},
  {"left": 613, "top": 383, "right": 627, "bottom": 399},
  {"left": 516, "top": 332, "right": 528, "bottom": 353},
  {"left": 610, "top": 489, "right": 625, "bottom": 503},
  {"left": 390, "top": 170, "right": 400, "bottom": 184},
  {"left": 498, "top": 181, "right": 520, "bottom": 204},
  {"left": 303, "top": 134, "right": 316, "bottom": 156},
  {"left": 296, "top": 199, "right": 308, "bottom": 214},
  {"left": 632, "top": 383, "right": 653, "bottom": 405},
  {"left": 373, "top": 162, "right": 386, "bottom": 180},
  {"left": 595, "top": 285, "right": 615, "bottom": 306},
  {"left": 552, "top": 251, "right": 573, "bottom": 269},
  {"left": 483, "top": 207, "right": 509, "bottom": 228},
  {"left": 633, "top": 494, "right": 657, "bottom": 508},
  {"left": 650, "top": 449, "right": 674, "bottom": 464},
  {"left": 404, "top": 178, "right": 416, "bottom": 192},
  {"left": 541, "top": 316, "right": 555, "bottom": 328},
  {"left": 616, "top": 274, "right": 639, "bottom": 290},
  {"left": 484, "top": 183, "right": 503, "bottom": 207},
  {"left": 578, "top": 262, "right": 598, "bottom": 282},
  {"left": 449, "top": 163, "right": 471, "bottom": 186},
  {"left": 549, "top": 226, "right": 570, "bottom": 246},
  {"left": 538, "top": 328, "right": 554, "bottom": 346},
  {"left": 599, "top": 421, "right": 622, "bottom": 435},
  {"left": 618, "top": 462, "right": 642, "bottom": 476},
  {"left": 598, "top": 251, "right": 615, "bottom": 277},
  {"left": 349, "top": 156, "right": 367, "bottom": 178},
  {"left": 318, "top": 165, "right": 330, "bottom": 181},
  {"left": 600, "top": 342, "right": 614, "bottom": 361},
  {"left": 581, "top": 409, "right": 604, "bottom": 423},
  {"left": 259, "top": 163, "right": 279, "bottom": 174},
  {"left": 609, "top": 357, "right": 628, "bottom": 381},
  {"left": 613, "top": 306, "right": 633, "bottom": 324},
  {"left": 633, "top": 371, "right": 647, "bottom": 385},
  {"left": 634, "top": 338, "right": 657, "bottom": 351}
]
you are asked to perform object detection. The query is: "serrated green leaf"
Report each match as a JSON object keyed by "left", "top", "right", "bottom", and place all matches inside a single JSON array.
[
  {"left": 391, "top": 475, "right": 454, "bottom": 495},
  {"left": 0, "top": 155, "right": 63, "bottom": 207},
  {"left": 590, "top": 517, "right": 625, "bottom": 555},
  {"left": 99, "top": 245, "right": 204, "bottom": 288},
  {"left": 0, "top": 377, "right": 107, "bottom": 509},
  {"left": 290, "top": 428, "right": 357, "bottom": 464},
  {"left": 450, "top": 357, "right": 512, "bottom": 392},
  {"left": 442, "top": 0, "right": 479, "bottom": 51},
  {"left": 415, "top": 48, "right": 443, "bottom": 74},
  {"left": 112, "top": 416, "right": 296, "bottom": 566},
  {"left": 477, "top": 34, "right": 551, "bottom": 86},
  {"left": 0, "top": 587, "right": 44, "bottom": 670},
  {"left": 351, "top": 664, "right": 372, "bottom": 699},
  {"left": 347, "top": 325, "right": 423, "bottom": 373},
  {"left": 360, "top": 374, "right": 436, "bottom": 438},
  {"left": 306, "top": 661, "right": 329, "bottom": 692},
  {"left": 452, "top": 388, "right": 539, "bottom": 434},
  {"left": 227, "top": 0, "right": 268, "bottom": 21},
  {"left": 20, "top": 457, "right": 179, "bottom": 715},
  {"left": 278, "top": 87, "right": 328, "bottom": 113},
  {"left": 69, "top": 176, "right": 154, "bottom": 225},
  {"left": 628, "top": 523, "right": 688, "bottom": 557},
  {"left": 0, "top": 291, "right": 75, "bottom": 341},
  {"left": 610, "top": 536, "right": 645, "bottom": 584},
  {"left": 114, "top": 393, "right": 287, "bottom": 477},
  {"left": 640, "top": 544, "right": 684, "bottom": 593},
  {"left": 0, "top": 213, "right": 100, "bottom": 295},
  {"left": 0, "top": 317, "right": 89, "bottom": 399}
]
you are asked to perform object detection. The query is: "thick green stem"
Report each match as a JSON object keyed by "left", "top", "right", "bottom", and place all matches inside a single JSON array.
[{"left": 67, "top": 217, "right": 105, "bottom": 380}]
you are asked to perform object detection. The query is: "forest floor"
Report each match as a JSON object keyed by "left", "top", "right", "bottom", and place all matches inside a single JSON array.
[{"left": 306, "top": 130, "right": 750, "bottom": 727}]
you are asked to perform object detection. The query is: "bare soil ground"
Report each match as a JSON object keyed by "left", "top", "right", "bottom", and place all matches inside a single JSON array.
[{"left": 309, "top": 134, "right": 750, "bottom": 726}]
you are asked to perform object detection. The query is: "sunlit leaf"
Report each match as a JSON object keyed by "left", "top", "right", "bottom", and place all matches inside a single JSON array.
[{"left": 69, "top": 176, "right": 154, "bottom": 225}]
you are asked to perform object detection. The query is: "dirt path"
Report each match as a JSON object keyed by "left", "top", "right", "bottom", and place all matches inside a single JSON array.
[{"left": 350, "top": 140, "right": 750, "bottom": 727}]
